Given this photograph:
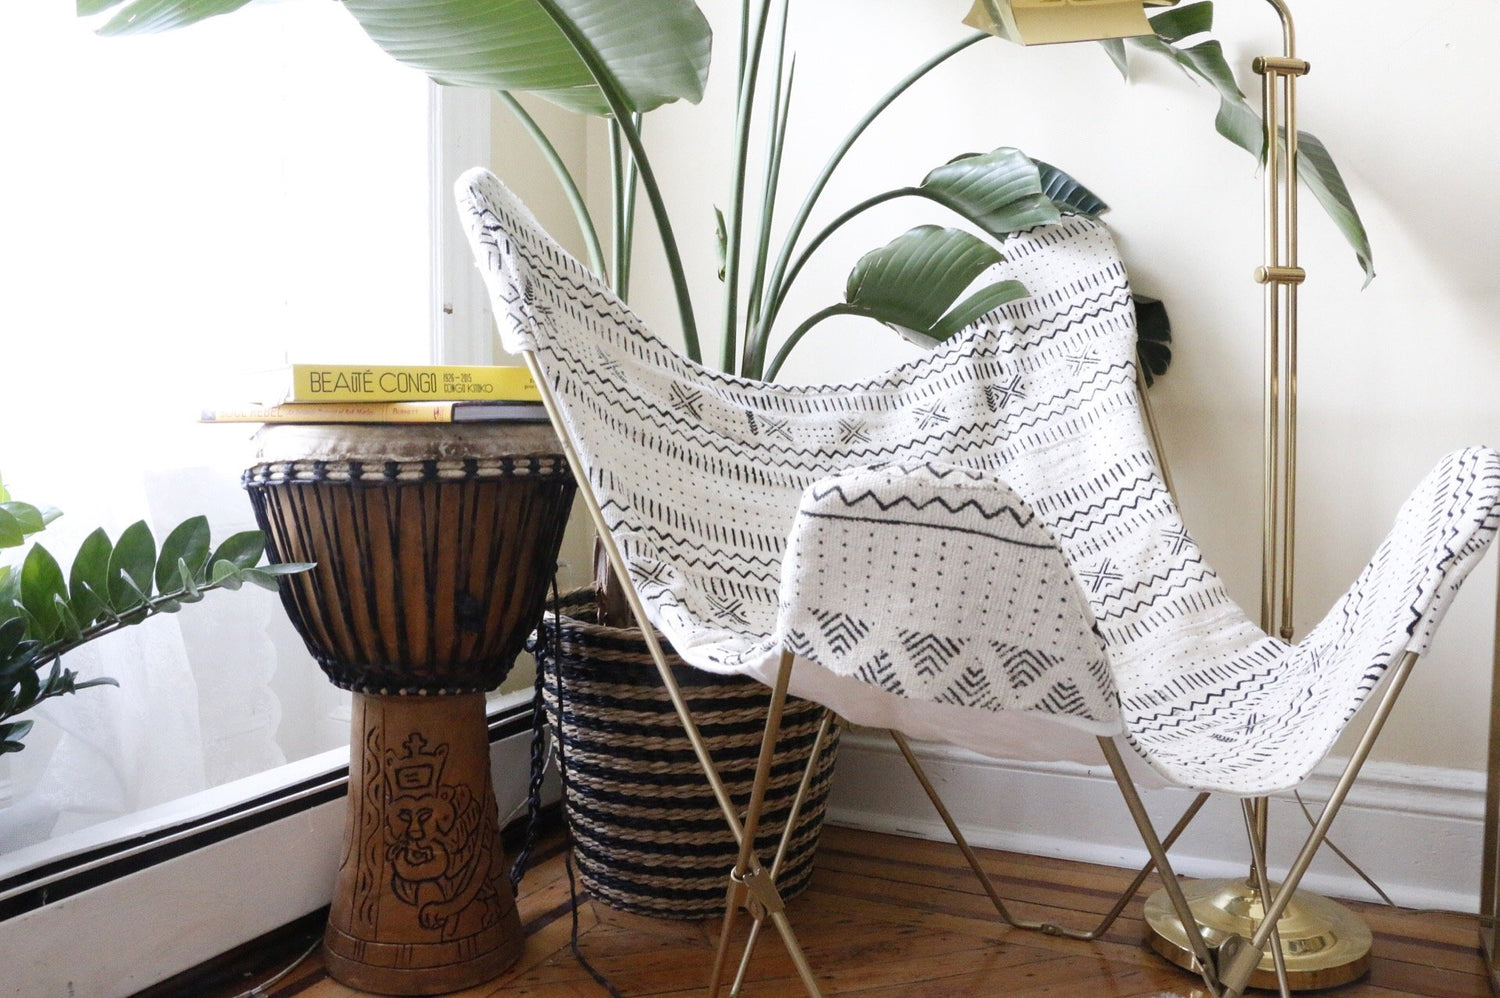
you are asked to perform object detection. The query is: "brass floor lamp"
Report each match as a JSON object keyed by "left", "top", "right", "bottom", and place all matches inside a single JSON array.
[{"left": 968, "top": 0, "right": 1371, "bottom": 988}]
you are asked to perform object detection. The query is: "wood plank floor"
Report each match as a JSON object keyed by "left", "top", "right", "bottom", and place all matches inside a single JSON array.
[{"left": 216, "top": 824, "right": 1489, "bottom": 998}]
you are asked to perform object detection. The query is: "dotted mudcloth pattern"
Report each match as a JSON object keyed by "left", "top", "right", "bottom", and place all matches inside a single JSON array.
[{"left": 779, "top": 461, "right": 1113, "bottom": 724}]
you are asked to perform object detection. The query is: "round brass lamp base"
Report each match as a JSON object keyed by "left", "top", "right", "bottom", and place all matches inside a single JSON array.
[{"left": 1143, "top": 880, "right": 1372, "bottom": 991}]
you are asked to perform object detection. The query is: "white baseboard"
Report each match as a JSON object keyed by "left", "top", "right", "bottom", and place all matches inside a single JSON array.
[
  {"left": 0, "top": 709, "right": 550, "bottom": 998},
  {"left": 826, "top": 729, "right": 1485, "bottom": 914}
]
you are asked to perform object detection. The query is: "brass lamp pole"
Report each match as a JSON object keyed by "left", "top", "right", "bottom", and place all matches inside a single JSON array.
[{"left": 966, "top": 0, "right": 1371, "bottom": 989}]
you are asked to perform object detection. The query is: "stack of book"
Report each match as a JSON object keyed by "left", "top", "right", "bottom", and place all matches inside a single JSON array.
[{"left": 201, "top": 364, "right": 547, "bottom": 424}]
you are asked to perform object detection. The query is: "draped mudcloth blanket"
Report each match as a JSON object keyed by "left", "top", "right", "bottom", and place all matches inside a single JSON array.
[{"left": 459, "top": 169, "right": 1500, "bottom": 798}]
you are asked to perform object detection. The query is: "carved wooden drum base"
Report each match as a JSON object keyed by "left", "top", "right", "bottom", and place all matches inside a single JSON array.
[{"left": 324, "top": 692, "right": 524, "bottom": 995}]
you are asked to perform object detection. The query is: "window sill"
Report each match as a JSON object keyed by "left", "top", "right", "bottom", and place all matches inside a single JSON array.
[{"left": 0, "top": 688, "right": 548, "bottom": 997}]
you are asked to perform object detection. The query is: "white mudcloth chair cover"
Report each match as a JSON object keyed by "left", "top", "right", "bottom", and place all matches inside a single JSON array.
[{"left": 458, "top": 167, "right": 1500, "bottom": 802}]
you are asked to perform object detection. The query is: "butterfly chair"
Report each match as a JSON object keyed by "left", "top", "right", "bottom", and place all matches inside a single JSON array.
[{"left": 457, "top": 168, "right": 1500, "bottom": 998}]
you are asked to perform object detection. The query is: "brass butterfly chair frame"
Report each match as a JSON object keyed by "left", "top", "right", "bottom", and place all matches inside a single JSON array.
[
  {"left": 523, "top": 347, "right": 1231, "bottom": 997},
  {"left": 519, "top": 5, "right": 1415, "bottom": 997}
]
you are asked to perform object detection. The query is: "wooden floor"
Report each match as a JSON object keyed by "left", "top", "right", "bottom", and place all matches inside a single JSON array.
[{"left": 213, "top": 824, "right": 1489, "bottom": 998}]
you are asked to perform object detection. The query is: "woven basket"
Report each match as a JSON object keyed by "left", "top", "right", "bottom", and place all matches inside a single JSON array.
[{"left": 532, "top": 590, "right": 839, "bottom": 919}]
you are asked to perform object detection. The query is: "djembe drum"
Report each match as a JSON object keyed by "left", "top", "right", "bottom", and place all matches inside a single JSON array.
[{"left": 243, "top": 423, "right": 575, "bottom": 996}]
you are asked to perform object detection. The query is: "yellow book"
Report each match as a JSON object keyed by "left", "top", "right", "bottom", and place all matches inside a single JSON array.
[
  {"left": 246, "top": 364, "right": 541, "bottom": 403},
  {"left": 200, "top": 400, "right": 548, "bottom": 424}
]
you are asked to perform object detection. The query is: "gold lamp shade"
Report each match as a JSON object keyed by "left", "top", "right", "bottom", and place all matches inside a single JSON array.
[{"left": 964, "top": 0, "right": 1179, "bottom": 45}]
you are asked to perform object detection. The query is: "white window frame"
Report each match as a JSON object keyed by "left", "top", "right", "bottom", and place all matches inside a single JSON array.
[
  {"left": 432, "top": 85, "right": 499, "bottom": 366},
  {"left": 0, "top": 85, "right": 555, "bottom": 998}
]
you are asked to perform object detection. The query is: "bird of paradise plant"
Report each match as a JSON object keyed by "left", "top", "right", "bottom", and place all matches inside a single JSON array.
[{"left": 75, "top": 0, "right": 1370, "bottom": 617}]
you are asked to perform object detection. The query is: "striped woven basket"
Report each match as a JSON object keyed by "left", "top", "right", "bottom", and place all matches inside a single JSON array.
[{"left": 532, "top": 590, "right": 840, "bottom": 920}]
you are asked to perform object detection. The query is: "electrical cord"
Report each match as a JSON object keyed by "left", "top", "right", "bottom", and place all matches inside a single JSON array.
[
  {"left": 510, "top": 633, "right": 554, "bottom": 890},
  {"left": 1290, "top": 789, "right": 1476, "bottom": 918},
  {"left": 544, "top": 579, "right": 626, "bottom": 998},
  {"left": 227, "top": 937, "right": 320, "bottom": 998}
]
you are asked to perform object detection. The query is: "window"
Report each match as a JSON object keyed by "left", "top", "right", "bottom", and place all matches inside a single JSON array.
[{"left": 0, "top": 0, "right": 487, "bottom": 864}]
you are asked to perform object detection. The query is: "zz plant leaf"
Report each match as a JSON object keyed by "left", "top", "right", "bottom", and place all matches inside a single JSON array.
[
  {"left": 0, "top": 508, "right": 23, "bottom": 550},
  {"left": 155, "top": 515, "right": 211, "bottom": 594},
  {"left": 0, "top": 500, "right": 57, "bottom": 550},
  {"left": 68, "top": 528, "right": 114, "bottom": 627},
  {"left": 210, "top": 530, "right": 266, "bottom": 571},
  {"left": 107, "top": 520, "right": 156, "bottom": 613},
  {"left": 0, "top": 494, "right": 312, "bottom": 755},
  {"left": 19, "top": 545, "right": 68, "bottom": 642}
]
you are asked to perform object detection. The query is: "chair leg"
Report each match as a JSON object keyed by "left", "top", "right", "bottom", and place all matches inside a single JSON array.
[
  {"left": 1217, "top": 649, "right": 1422, "bottom": 998},
  {"left": 1242, "top": 799, "right": 1292, "bottom": 998},
  {"left": 1097, "top": 738, "right": 1224, "bottom": 997},
  {"left": 894, "top": 729, "right": 1210, "bottom": 941},
  {"left": 526, "top": 366, "right": 826, "bottom": 996},
  {"left": 708, "top": 649, "right": 825, "bottom": 998},
  {"left": 728, "top": 709, "right": 837, "bottom": 996}
]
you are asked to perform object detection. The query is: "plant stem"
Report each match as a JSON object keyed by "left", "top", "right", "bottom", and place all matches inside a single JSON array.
[
  {"left": 36, "top": 589, "right": 207, "bottom": 665},
  {"left": 765, "top": 303, "right": 860, "bottom": 381},
  {"left": 620, "top": 114, "right": 641, "bottom": 300},
  {"left": 743, "top": 1, "right": 793, "bottom": 373},
  {"left": 721, "top": 0, "right": 775, "bottom": 373},
  {"left": 737, "top": 0, "right": 750, "bottom": 87},
  {"left": 753, "top": 188, "right": 909, "bottom": 375},
  {"left": 496, "top": 90, "right": 608, "bottom": 281},
  {"left": 531, "top": 0, "right": 701, "bottom": 361},
  {"left": 755, "top": 33, "right": 987, "bottom": 354},
  {"left": 609, "top": 119, "right": 627, "bottom": 294}
]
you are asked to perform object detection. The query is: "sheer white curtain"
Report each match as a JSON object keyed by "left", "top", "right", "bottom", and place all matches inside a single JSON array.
[{"left": 0, "top": 0, "right": 432, "bottom": 853}]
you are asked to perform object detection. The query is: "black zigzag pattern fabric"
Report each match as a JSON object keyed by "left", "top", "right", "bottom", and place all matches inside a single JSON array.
[
  {"left": 778, "top": 461, "right": 1115, "bottom": 724},
  {"left": 458, "top": 169, "right": 1500, "bottom": 796}
]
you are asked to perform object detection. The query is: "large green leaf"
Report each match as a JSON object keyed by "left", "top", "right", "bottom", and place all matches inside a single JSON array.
[
  {"left": 342, "top": 0, "right": 713, "bottom": 116},
  {"left": 0, "top": 502, "right": 47, "bottom": 538},
  {"left": 844, "top": 226, "right": 1025, "bottom": 344},
  {"left": 1297, "top": 129, "right": 1375, "bottom": 286},
  {"left": 90, "top": 0, "right": 254, "bottom": 36},
  {"left": 1147, "top": 1, "right": 1213, "bottom": 43},
  {"left": 1120, "top": 2, "right": 1375, "bottom": 284},
  {"left": 919, "top": 149, "right": 1061, "bottom": 239},
  {"left": 929, "top": 280, "right": 1031, "bottom": 341},
  {"left": 81, "top": 0, "right": 712, "bottom": 117},
  {"left": 1034, "top": 160, "right": 1109, "bottom": 217}
]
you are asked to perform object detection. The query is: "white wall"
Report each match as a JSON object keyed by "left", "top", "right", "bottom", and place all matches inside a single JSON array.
[{"left": 554, "top": 0, "right": 1500, "bottom": 776}]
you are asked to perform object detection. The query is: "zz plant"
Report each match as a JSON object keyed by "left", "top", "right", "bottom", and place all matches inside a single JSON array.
[{"left": 0, "top": 474, "right": 307, "bottom": 755}]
